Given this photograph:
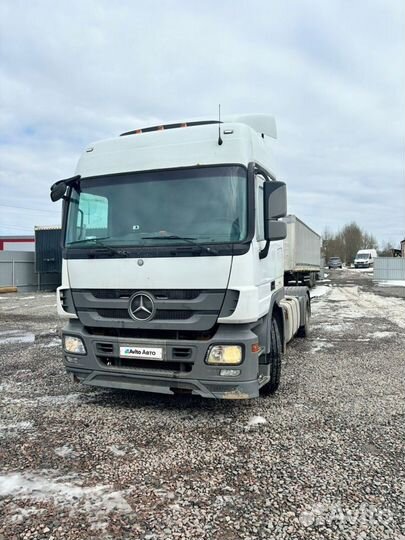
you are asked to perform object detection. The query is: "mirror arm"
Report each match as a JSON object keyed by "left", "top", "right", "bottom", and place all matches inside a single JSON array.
[
  {"left": 51, "top": 174, "right": 81, "bottom": 191},
  {"left": 259, "top": 240, "right": 270, "bottom": 259}
]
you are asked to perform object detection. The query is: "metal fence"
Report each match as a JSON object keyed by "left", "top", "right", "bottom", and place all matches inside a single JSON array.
[
  {"left": 0, "top": 251, "right": 61, "bottom": 291},
  {"left": 0, "top": 251, "right": 36, "bottom": 290},
  {"left": 373, "top": 257, "right": 405, "bottom": 281}
]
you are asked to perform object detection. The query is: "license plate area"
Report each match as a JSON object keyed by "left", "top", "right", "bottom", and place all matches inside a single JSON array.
[{"left": 119, "top": 345, "right": 164, "bottom": 360}]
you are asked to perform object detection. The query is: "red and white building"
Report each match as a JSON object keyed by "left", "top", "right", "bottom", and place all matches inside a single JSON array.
[{"left": 0, "top": 235, "right": 35, "bottom": 252}]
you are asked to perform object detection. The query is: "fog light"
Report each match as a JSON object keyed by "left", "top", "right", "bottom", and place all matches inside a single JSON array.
[
  {"left": 63, "top": 335, "right": 86, "bottom": 355},
  {"left": 220, "top": 369, "right": 241, "bottom": 377},
  {"left": 206, "top": 345, "right": 242, "bottom": 365},
  {"left": 65, "top": 355, "right": 80, "bottom": 364}
]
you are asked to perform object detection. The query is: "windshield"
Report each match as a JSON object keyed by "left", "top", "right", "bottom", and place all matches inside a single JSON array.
[
  {"left": 65, "top": 166, "right": 248, "bottom": 248},
  {"left": 356, "top": 253, "right": 370, "bottom": 259}
]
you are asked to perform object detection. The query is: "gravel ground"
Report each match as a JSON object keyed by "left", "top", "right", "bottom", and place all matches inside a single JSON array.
[{"left": 0, "top": 271, "right": 404, "bottom": 540}]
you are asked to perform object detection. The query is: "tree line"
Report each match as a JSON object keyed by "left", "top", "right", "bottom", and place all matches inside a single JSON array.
[{"left": 322, "top": 222, "right": 383, "bottom": 264}]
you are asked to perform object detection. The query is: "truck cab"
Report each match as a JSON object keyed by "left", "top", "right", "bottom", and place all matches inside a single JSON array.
[{"left": 51, "top": 115, "right": 309, "bottom": 399}]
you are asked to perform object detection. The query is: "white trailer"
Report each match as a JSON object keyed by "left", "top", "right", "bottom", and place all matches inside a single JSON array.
[
  {"left": 282, "top": 215, "right": 321, "bottom": 288},
  {"left": 50, "top": 114, "right": 310, "bottom": 400}
]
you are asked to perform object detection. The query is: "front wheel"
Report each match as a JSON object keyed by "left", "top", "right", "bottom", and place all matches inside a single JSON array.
[{"left": 261, "top": 316, "right": 282, "bottom": 395}]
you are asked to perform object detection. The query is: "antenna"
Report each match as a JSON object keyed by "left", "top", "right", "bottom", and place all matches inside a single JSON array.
[{"left": 218, "top": 104, "right": 223, "bottom": 146}]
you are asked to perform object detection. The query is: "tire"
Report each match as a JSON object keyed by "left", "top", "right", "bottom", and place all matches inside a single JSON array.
[
  {"left": 261, "top": 316, "right": 282, "bottom": 395},
  {"left": 297, "top": 299, "right": 310, "bottom": 337}
]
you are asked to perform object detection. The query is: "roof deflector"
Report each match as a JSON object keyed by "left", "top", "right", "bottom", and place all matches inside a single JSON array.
[
  {"left": 223, "top": 114, "right": 277, "bottom": 139},
  {"left": 120, "top": 114, "right": 277, "bottom": 139}
]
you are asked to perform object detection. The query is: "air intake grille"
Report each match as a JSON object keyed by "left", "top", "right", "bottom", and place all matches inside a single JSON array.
[
  {"left": 91, "top": 289, "right": 201, "bottom": 300},
  {"left": 96, "top": 342, "right": 114, "bottom": 354},
  {"left": 96, "top": 309, "right": 193, "bottom": 321}
]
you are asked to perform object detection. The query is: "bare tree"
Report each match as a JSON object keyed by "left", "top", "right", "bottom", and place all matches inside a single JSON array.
[
  {"left": 362, "top": 232, "right": 378, "bottom": 249},
  {"left": 341, "top": 222, "right": 363, "bottom": 264}
]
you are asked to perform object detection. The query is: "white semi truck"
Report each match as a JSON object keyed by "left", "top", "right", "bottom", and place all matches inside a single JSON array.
[{"left": 51, "top": 114, "right": 311, "bottom": 400}]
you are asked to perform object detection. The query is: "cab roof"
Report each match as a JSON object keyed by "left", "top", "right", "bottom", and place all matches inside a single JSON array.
[{"left": 75, "top": 115, "right": 278, "bottom": 179}]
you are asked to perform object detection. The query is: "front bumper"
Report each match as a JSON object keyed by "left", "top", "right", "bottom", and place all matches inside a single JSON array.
[{"left": 62, "top": 320, "right": 262, "bottom": 399}]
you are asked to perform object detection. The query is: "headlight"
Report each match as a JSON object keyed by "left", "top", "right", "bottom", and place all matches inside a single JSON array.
[
  {"left": 63, "top": 335, "right": 86, "bottom": 355},
  {"left": 206, "top": 345, "right": 242, "bottom": 365}
]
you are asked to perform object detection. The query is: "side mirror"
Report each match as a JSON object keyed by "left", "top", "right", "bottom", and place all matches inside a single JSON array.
[
  {"left": 50, "top": 175, "right": 81, "bottom": 202},
  {"left": 264, "top": 181, "right": 287, "bottom": 220},
  {"left": 50, "top": 181, "right": 67, "bottom": 202},
  {"left": 263, "top": 181, "right": 287, "bottom": 241},
  {"left": 264, "top": 220, "right": 287, "bottom": 241}
]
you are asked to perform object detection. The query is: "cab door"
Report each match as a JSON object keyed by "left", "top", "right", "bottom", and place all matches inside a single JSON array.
[{"left": 255, "top": 173, "right": 283, "bottom": 317}]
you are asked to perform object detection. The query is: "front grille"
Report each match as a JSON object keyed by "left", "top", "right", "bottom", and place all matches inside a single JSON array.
[
  {"left": 86, "top": 325, "right": 218, "bottom": 341},
  {"left": 156, "top": 310, "right": 193, "bottom": 320},
  {"left": 91, "top": 289, "right": 201, "bottom": 300},
  {"left": 96, "top": 309, "right": 193, "bottom": 320},
  {"left": 97, "top": 356, "right": 192, "bottom": 373},
  {"left": 72, "top": 288, "right": 230, "bottom": 332}
]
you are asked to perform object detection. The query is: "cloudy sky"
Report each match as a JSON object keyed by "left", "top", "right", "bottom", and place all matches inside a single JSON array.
[{"left": 0, "top": 0, "right": 404, "bottom": 244}]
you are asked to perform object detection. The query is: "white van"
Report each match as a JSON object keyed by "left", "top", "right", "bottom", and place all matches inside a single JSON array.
[{"left": 354, "top": 249, "right": 377, "bottom": 268}]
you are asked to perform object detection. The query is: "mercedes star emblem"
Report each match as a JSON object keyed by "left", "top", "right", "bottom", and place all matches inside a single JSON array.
[{"left": 128, "top": 292, "right": 156, "bottom": 322}]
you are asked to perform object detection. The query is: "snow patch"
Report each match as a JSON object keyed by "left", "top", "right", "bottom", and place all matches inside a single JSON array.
[
  {"left": 37, "top": 393, "right": 83, "bottom": 405},
  {"left": 54, "top": 445, "right": 74, "bottom": 457},
  {"left": 376, "top": 280, "right": 405, "bottom": 287},
  {"left": 310, "top": 341, "right": 333, "bottom": 353},
  {"left": 310, "top": 285, "right": 330, "bottom": 298},
  {"left": 322, "top": 322, "right": 353, "bottom": 332},
  {"left": 109, "top": 445, "right": 126, "bottom": 456},
  {"left": 0, "top": 421, "right": 33, "bottom": 431},
  {"left": 247, "top": 416, "right": 267, "bottom": 427},
  {"left": 40, "top": 337, "right": 61, "bottom": 348},
  {"left": 329, "top": 286, "right": 359, "bottom": 302},
  {"left": 0, "top": 421, "right": 33, "bottom": 438},
  {"left": 7, "top": 503, "right": 46, "bottom": 524},
  {"left": 0, "top": 471, "right": 132, "bottom": 531},
  {"left": 346, "top": 268, "right": 373, "bottom": 273},
  {"left": 0, "top": 331, "right": 35, "bottom": 345},
  {"left": 367, "top": 331, "right": 397, "bottom": 339}
]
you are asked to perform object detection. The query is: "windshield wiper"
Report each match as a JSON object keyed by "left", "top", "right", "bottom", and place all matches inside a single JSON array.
[
  {"left": 142, "top": 235, "right": 218, "bottom": 255},
  {"left": 67, "top": 237, "right": 128, "bottom": 257}
]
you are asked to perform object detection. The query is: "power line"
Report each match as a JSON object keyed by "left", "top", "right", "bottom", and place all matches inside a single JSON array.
[{"left": 0, "top": 203, "right": 59, "bottom": 214}]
